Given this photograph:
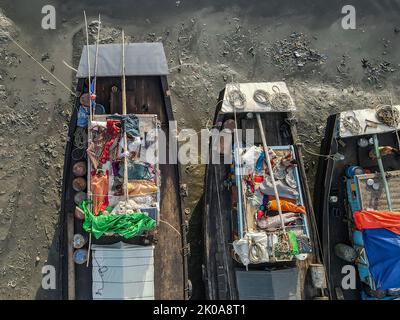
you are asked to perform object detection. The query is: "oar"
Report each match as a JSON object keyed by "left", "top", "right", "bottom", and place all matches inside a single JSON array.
[{"left": 256, "top": 113, "right": 286, "bottom": 232}]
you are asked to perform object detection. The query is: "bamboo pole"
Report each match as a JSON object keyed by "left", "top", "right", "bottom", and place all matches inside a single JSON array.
[
  {"left": 83, "top": 11, "right": 93, "bottom": 269},
  {"left": 121, "top": 30, "right": 129, "bottom": 203},
  {"left": 84, "top": 11, "right": 92, "bottom": 122},
  {"left": 83, "top": 12, "right": 103, "bottom": 268},
  {"left": 93, "top": 14, "right": 101, "bottom": 110},
  {"left": 373, "top": 134, "right": 392, "bottom": 211},
  {"left": 256, "top": 113, "right": 286, "bottom": 232}
]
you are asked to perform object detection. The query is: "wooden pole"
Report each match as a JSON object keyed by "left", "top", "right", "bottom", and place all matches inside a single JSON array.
[
  {"left": 83, "top": 11, "right": 92, "bottom": 122},
  {"left": 83, "top": 11, "right": 99, "bottom": 268},
  {"left": 93, "top": 14, "right": 101, "bottom": 106},
  {"left": 373, "top": 134, "right": 393, "bottom": 211},
  {"left": 86, "top": 15, "right": 101, "bottom": 268},
  {"left": 122, "top": 30, "right": 129, "bottom": 202},
  {"left": 256, "top": 113, "right": 286, "bottom": 232}
]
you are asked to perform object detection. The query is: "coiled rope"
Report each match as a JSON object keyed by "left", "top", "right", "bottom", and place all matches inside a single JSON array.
[
  {"left": 227, "top": 89, "right": 246, "bottom": 109},
  {"left": 253, "top": 89, "right": 271, "bottom": 106}
]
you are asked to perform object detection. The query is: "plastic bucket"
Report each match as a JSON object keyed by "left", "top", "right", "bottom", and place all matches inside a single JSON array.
[{"left": 310, "top": 264, "right": 327, "bottom": 289}]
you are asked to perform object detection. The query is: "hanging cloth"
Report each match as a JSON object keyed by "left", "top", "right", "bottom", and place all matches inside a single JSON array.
[
  {"left": 100, "top": 119, "right": 121, "bottom": 164},
  {"left": 107, "top": 114, "right": 140, "bottom": 138},
  {"left": 91, "top": 170, "right": 109, "bottom": 215}
]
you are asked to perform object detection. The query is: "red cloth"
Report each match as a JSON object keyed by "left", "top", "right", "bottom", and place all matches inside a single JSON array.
[
  {"left": 354, "top": 209, "right": 400, "bottom": 235},
  {"left": 100, "top": 119, "right": 121, "bottom": 163}
]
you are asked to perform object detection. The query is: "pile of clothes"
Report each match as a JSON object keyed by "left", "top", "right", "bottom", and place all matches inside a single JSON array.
[
  {"left": 79, "top": 113, "right": 159, "bottom": 238},
  {"left": 231, "top": 145, "right": 312, "bottom": 264},
  {"left": 240, "top": 146, "right": 307, "bottom": 233}
]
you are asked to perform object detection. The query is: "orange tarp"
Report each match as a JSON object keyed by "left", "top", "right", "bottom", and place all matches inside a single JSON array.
[{"left": 354, "top": 210, "right": 400, "bottom": 235}]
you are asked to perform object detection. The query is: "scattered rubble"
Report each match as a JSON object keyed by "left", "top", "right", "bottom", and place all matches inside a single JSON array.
[
  {"left": 270, "top": 32, "right": 327, "bottom": 72},
  {"left": 361, "top": 58, "right": 396, "bottom": 86},
  {"left": 0, "top": 9, "right": 17, "bottom": 43}
]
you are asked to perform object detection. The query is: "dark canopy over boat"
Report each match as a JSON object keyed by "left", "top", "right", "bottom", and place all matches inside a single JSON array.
[
  {"left": 203, "top": 82, "right": 327, "bottom": 300},
  {"left": 60, "top": 42, "right": 188, "bottom": 300},
  {"left": 314, "top": 107, "right": 400, "bottom": 300}
]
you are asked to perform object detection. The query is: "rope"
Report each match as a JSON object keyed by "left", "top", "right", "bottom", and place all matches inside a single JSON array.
[
  {"left": 71, "top": 147, "right": 86, "bottom": 161},
  {"left": 227, "top": 89, "right": 246, "bottom": 109},
  {"left": 159, "top": 219, "right": 181, "bottom": 237},
  {"left": 253, "top": 89, "right": 270, "bottom": 106},
  {"left": 376, "top": 104, "right": 400, "bottom": 127},
  {"left": 62, "top": 60, "right": 78, "bottom": 73},
  {"left": 270, "top": 85, "right": 291, "bottom": 110},
  {"left": 341, "top": 111, "right": 361, "bottom": 134},
  {"left": 248, "top": 238, "right": 268, "bottom": 264},
  {"left": 388, "top": 92, "right": 400, "bottom": 149},
  {"left": 74, "top": 127, "right": 88, "bottom": 149},
  {"left": 0, "top": 30, "right": 76, "bottom": 96},
  {"left": 294, "top": 139, "right": 336, "bottom": 160}
]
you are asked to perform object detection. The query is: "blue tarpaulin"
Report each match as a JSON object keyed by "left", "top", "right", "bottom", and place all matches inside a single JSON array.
[{"left": 363, "top": 228, "right": 400, "bottom": 290}]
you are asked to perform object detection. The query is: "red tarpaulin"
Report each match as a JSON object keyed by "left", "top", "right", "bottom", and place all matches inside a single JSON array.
[{"left": 354, "top": 210, "right": 400, "bottom": 235}]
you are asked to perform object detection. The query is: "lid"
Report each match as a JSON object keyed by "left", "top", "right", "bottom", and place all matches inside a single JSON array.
[
  {"left": 73, "top": 234, "right": 87, "bottom": 249},
  {"left": 72, "top": 177, "right": 87, "bottom": 192},
  {"left": 74, "top": 191, "right": 87, "bottom": 205},
  {"left": 73, "top": 162, "right": 87, "bottom": 177},
  {"left": 73, "top": 249, "right": 88, "bottom": 264}
]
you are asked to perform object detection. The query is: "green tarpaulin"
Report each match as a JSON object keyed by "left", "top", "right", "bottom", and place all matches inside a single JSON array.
[{"left": 80, "top": 200, "right": 156, "bottom": 239}]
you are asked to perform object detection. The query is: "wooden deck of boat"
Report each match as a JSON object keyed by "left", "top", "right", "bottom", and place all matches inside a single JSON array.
[{"left": 61, "top": 76, "right": 187, "bottom": 300}]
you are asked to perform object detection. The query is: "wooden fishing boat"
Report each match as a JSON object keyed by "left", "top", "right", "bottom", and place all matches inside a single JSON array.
[
  {"left": 203, "top": 82, "right": 327, "bottom": 300},
  {"left": 60, "top": 39, "right": 188, "bottom": 300},
  {"left": 314, "top": 106, "right": 400, "bottom": 300}
]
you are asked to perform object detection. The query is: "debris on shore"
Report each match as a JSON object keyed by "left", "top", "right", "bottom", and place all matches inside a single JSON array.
[{"left": 270, "top": 32, "right": 327, "bottom": 72}]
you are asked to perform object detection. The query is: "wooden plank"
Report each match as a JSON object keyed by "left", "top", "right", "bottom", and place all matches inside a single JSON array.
[{"left": 67, "top": 212, "right": 75, "bottom": 300}]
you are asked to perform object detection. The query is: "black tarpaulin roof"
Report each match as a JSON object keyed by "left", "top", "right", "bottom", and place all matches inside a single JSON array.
[{"left": 76, "top": 42, "right": 169, "bottom": 78}]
